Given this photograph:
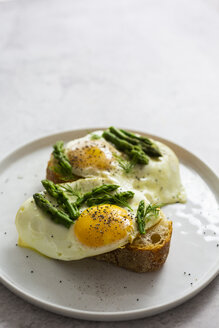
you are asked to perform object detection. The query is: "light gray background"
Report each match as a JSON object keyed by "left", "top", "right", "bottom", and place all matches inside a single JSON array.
[{"left": 0, "top": 0, "right": 218, "bottom": 327}]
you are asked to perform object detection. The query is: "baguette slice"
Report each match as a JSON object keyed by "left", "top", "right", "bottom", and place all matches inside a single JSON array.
[{"left": 94, "top": 217, "right": 172, "bottom": 273}]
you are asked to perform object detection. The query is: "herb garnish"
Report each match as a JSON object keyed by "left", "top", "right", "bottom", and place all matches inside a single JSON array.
[
  {"left": 90, "top": 133, "right": 101, "bottom": 140},
  {"left": 61, "top": 184, "right": 82, "bottom": 200},
  {"left": 144, "top": 204, "right": 161, "bottom": 222},
  {"left": 136, "top": 201, "right": 161, "bottom": 234},
  {"left": 113, "top": 153, "right": 136, "bottom": 174}
]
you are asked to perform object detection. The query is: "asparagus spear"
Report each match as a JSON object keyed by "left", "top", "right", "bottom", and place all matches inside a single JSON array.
[
  {"left": 136, "top": 200, "right": 146, "bottom": 234},
  {"left": 86, "top": 191, "right": 134, "bottom": 210},
  {"left": 52, "top": 141, "right": 73, "bottom": 177},
  {"left": 33, "top": 193, "right": 73, "bottom": 229},
  {"left": 41, "top": 180, "right": 79, "bottom": 220},
  {"left": 103, "top": 130, "right": 132, "bottom": 150},
  {"left": 102, "top": 130, "right": 149, "bottom": 165},
  {"left": 112, "top": 127, "right": 161, "bottom": 157},
  {"left": 140, "top": 142, "right": 162, "bottom": 157},
  {"left": 76, "top": 184, "right": 120, "bottom": 206},
  {"left": 120, "top": 129, "right": 152, "bottom": 145},
  {"left": 109, "top": 126, "right": 139, "bottom": 146},
  {"left": 34, "top": 181, "right": 135, "bottom": 228},
  {"left": 120, "top": 129, "right": 162, "bottom": 157}
]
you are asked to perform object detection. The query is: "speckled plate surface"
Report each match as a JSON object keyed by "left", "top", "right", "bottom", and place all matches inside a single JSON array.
[{"left": 0, "top": 129, "right": 218, "bottom": 321}]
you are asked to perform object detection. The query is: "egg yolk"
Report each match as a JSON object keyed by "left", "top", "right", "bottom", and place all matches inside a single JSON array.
[
  {"left": 74, "top": 204, "right": 134, "bottom": 248},
  {"left": 67, "top": 140, "right": 114, "bottom": 170}
]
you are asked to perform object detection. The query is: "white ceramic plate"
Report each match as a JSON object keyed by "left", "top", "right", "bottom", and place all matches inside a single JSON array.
[{"left": 0, "top": 129, "right": 218, "bottom": 321}]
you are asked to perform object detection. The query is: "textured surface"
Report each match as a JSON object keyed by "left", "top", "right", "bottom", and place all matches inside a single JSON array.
[{"left": 0, "top": 0, "right": 218, "bottom": 326}]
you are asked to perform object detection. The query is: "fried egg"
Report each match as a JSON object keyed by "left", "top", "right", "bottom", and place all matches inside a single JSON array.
[
  {"left": 65, "top": 131, "right": 186, "bottom": 205},
  {"left": 15, "top": 178, "right": 161, "bottom": 260},
  {"left": 65, "top": 132, "right": 121, "bottom": 178}
]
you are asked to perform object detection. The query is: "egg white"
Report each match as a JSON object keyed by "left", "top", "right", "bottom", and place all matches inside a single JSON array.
[{"left": 125, "top": 140, "right": 186, "bottom": 204}]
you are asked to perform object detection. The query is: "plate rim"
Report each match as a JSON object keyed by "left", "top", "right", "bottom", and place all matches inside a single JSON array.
[
  {"left": 0, "top": 127, "right": 218, "bottom": 321},
  {"left": 1, "top": 262, "right": 218, "bottom": 321}
]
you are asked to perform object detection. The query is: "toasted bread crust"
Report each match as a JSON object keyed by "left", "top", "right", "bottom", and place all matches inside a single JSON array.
[
  {"left": 46, "top": 156, "right": 75, "bottom": 184},
  {"left": 46, "top": 158, "right": 63, "bottom": 184},
  {"left": 95, "top": 219, "right": 172, "bottom": 272}
]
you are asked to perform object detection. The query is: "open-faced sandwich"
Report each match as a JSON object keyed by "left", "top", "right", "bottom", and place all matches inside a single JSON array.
[{"left": 16, "top": 127, "right": 186, "bottom": 272}]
